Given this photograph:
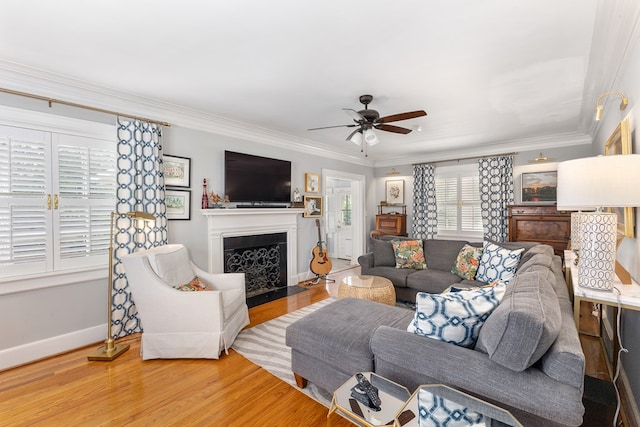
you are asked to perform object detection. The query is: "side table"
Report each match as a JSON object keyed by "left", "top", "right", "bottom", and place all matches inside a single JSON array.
[
  {"left": 328, "top": 372, "right": 410, "bottom": 427},
  {"left": 566, "top": 251, "right": 640, "bottom": 373},
  {"left": 338, "top": 275, "right": 396, "bottom": 306}
]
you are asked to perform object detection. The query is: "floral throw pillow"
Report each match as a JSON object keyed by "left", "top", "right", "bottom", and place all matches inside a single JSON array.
[
  {"left": 174, "top": 276, "right": 213, "bottom": 292},
  {"left": 391, "top": 240, "right": 427, "bottom": 270},
  {"left": 451, "top": 244, "right": 483, "bottom": 280}
]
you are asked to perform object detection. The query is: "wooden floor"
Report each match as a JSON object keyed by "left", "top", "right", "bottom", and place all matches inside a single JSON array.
[{"left": 0, "top": 266, "right": 623, "bottom": 427}]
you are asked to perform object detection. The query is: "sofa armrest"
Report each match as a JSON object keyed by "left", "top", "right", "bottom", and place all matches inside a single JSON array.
[
  {"left": 357, "top": 252, "right": 374, "bottom": 272},
  {"left": 371, "top": 326, "right": 584, "bottom": 426}
]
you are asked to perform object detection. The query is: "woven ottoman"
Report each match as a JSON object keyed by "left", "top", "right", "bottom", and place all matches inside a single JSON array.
[{"left": 285, "top": 297, "right": 414, "bottom": 393}]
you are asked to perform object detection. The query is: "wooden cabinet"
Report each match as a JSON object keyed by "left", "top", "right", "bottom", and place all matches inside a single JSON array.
[
  {"left": 507, "top": 205, "right": 571, "bottom": 256},
  {"left": 374, "top": 205, "right": 407, "bottom": 236}
]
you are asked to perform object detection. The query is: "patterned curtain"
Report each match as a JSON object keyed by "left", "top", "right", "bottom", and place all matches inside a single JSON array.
[
  {"left": 112, "top": 118, "right": 168, "bottom": 338},
  {"left": 478, "top": 156, "right": 514, "bottom": 242},
  {"left": 412, "top": 164, "right": 438, "bottom": 239}
]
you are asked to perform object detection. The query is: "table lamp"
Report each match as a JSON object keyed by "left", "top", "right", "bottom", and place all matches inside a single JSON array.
[
  {"left": 557, "top": 154, "right": 640, "bottom": 291},
  {"left": 88, "top": 210, "right": 155, "bottom": 361}
]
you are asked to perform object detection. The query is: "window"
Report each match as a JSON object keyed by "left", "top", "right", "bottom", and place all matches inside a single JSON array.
[
  {"left": 435, "top": 164, "right": 483, "bottom": 238},
  {"left": 0, "top": 112, "right": 116, "bottom": 280},
  {"left": 341, "top": 194, "right": 352, "bottom": 226}
]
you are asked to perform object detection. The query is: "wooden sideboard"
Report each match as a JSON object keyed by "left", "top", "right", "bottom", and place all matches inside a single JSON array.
[
  {"left": 374, "top": 205, "right": 407, "bottom": 237},
  {"left": 507, "top": 205, "right": 571, "bottom": 256}
]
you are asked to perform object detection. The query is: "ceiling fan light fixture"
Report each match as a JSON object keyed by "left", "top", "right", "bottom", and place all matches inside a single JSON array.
[
  {"left": 364, "top": 128, "right": 378, "bottom": 145},
  {"left": 349, "top": 131, "right": 363, "bottom": 145}
]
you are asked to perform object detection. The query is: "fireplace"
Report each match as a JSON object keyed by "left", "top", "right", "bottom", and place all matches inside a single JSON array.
[
  {"left": 223, "top": 232, "right": 287, "bottom": 298},
  {"left": 202, "top": 208, "right": 304, "bottom": 287}
]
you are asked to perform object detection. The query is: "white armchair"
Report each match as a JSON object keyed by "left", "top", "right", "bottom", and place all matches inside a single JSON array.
[{"left": 121, "top": 244, "right": 250, "bottom": 360}]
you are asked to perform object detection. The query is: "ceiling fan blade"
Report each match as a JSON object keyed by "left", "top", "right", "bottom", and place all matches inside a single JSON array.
[
  {"left": 376, "top": 124, "right": 412, "bottom": 134},
  {"left": 307, "top": 124, "right": 357, "bottom": 131},
  {"left": 378, "top": 110, "right": 427, "bottom": 123},
  {"left": 342, "top": 108, "right": 365, "bottom": 122}
]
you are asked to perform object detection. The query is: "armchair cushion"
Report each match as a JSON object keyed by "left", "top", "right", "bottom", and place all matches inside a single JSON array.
[{"left": 148, "top": 246, "right": 195, "bottom": 287}]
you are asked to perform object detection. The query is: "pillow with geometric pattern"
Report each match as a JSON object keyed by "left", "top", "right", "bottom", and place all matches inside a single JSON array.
[
  {"left": 407, "top": 281, "right": 506, "bottom": 348},
  {"left": 475, "top": 241, "right": 523, "bottom": 285},
  {"left": 451, "top": 244, "right": 483, "bottom": 280},
  {"left": 174, "top": 276, "right": 213, "bottom": 291},
  {"left": 391, "top": 239, "right": 427, "bottom": 270}
]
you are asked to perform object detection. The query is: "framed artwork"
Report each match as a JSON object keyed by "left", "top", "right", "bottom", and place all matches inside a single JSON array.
[
  {"left": 305, "top": 173, "right": 320, "bottom": 193},
  {"left": 303, "top": 195, "right": 322, "bottom": 218},
  {"left": 521, "top": 171, "right": 557, "bottom": 204},
  {"left": 385, "top": 179, "right": 404, "bottom": 205},
  {"left": 164, "top": 155, "right": 191, "bottom": 188},
  {"left": 166, "top": 189, "right": 191, "bottom": 220},
  {"left": 605, "top": 117, "right": 634, "bottom": 237}
]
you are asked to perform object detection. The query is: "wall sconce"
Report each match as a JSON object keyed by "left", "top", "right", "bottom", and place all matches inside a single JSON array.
[
  {"left": 557, "top": 155, "right": 640, "bottom": 290},
  {"left": 595, "top": 91, "right": 628, "bottom": 121}
]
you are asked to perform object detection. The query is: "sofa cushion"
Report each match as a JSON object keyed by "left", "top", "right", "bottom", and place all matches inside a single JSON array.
[
  {"left": 475, "top": 270, "right": 562, "bottom": 371},
  {"left": 392, "top": 239, "right": 427, "bottom": 269},
  {"left": 451, "top": 244, "right": 483, "bottom": 280},
  {"left": 407, "top": 282, "right": 506, "bottom": 348},
  {"left": 372, "top": 238, "right": 396, "bottom": 267},
  {"left": 365, "top": 266, "right": 414, "bottom": 288},
  {"left": 406, "top": 269, "right": 463, "bottom": 294},
  {"left": 475, "top": 241, "right": 523, "bottom": 284},
  {"left": 423, "top": 239, "right": 468, "bottom": 271}
]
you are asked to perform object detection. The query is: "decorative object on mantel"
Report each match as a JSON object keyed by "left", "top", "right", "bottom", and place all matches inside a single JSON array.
[
  {"left": 557, "top": 154, "right": 640, "bottom": 289},
  {"left": 209, "top": 192, "right": 230, "bottom": 208},
  {"left": 88, "top": 210, "right": 155, "bottom": 361},
  {"left": 594, "top": 91, "right": 628, "bottom": 121},
  {"left": 201, "top": 178, "right": 208, "bottom": 209}
]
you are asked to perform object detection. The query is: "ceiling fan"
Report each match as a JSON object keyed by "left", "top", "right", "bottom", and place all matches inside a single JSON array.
[{"left": 308, "top": 94, "right": 427, "bottom": 149}]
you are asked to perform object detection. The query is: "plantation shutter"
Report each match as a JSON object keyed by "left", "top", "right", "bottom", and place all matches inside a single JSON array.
[
  {"left": 435, "top": 165, "right": 483, "bottom": 237},
  {"left": 0, "top": 121, "right": 116, "bottom": 279},
  {"left": 0, "top": 126, "right": 52, "bottom": 276},
  {"left": 53, "top": 133, "right": 115, "bottom": 270}
]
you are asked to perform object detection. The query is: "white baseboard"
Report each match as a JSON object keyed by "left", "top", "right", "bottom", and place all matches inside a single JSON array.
[{"left": 0, "top": 324, "right": 105, "bottom": 371}]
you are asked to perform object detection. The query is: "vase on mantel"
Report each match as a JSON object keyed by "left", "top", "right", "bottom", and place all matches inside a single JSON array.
[{"left": 201, "top": 178, "right": 209, "bottom": 209}]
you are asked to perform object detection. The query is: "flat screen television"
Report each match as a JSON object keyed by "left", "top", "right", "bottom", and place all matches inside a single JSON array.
[{"left": 224, "top": 151, "right": 291, "bottom": 203}]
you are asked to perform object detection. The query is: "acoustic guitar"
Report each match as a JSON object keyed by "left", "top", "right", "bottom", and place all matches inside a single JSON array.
[{"left": 310, "top": 218, "right": 332, "bottom": 276}]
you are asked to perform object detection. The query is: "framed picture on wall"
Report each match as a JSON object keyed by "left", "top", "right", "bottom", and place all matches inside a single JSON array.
[
  {"left": 164, "top": 154, "right": 191, "bottom": 188},
  {"left": 303, "top": 195, "right": 322, "bottom": 218},
  {"left": 305, "top": 173, "right": 320, "bottom": 193},
  {"left": 521, "top": 171, "right": 557, "bottom": 204},
  {"left": 166, "top": 189, "right": 191, "bottom": 220},
  {"left": 605, "top": 117, "right": 634, "bottom": 237},
  {"left": 385, "top": 179, "right": 404, "bottom": 205}
]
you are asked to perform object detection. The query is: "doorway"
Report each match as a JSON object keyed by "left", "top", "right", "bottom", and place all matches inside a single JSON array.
[{"left": 322, "top": 169, "right": 365, "bottom": 272}]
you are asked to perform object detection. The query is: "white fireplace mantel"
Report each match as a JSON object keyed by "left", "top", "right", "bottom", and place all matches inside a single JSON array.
[{"left": 202, "top": 208, "right": 305, "bottom": 285}]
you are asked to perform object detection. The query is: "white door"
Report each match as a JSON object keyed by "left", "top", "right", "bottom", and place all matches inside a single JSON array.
[{"left": 335, "top": 188, "right": 352, "bottom": 259}]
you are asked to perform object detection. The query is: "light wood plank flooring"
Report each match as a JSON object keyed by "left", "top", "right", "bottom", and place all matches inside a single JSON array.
[{"left": 0, "top": 266, "right": 623, "bottom": 426}]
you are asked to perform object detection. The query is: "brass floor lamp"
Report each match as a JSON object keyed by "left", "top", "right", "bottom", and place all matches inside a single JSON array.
[{"left": 88, "top": 210, "right": 155, "bottom": 361}]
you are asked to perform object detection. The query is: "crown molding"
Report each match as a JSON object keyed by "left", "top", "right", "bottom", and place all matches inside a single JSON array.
[
  {"left": 0, "top": 60, "right": 373, "bottom": 167},
  {"left": 373, "top": 132, "right": 593, "bottom": 167}
]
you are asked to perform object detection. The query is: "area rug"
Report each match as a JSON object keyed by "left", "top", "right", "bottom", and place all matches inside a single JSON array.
[{"left": 231, "top": 298, "right": 335, "bottom": 407}]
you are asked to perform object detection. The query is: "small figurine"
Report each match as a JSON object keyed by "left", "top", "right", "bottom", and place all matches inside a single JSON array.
[{"left": 201, "top": 178, "right": 209, "bottom": 209}]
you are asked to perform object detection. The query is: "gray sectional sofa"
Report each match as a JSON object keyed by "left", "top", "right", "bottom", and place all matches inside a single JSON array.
[{"left": 285, "top": 238, "right": 585, "bottom": 427}]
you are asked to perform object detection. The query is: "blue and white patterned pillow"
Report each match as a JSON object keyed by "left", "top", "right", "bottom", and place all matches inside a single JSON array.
[
  {"left": 407, "top": 282, "right": 506, "bottom": 348},
  {"left": 475, "top": 241, "right": 523, "bottom": 284},
  {"left": 418, "top": 388, "right": 484, "bottom": 427}
]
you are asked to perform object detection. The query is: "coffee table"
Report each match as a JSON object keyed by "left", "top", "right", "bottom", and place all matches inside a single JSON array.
[
  {"left": 328, "top": 372, "right": 410, "bottom": 427},
  {"left": 394, "top": 384, "right": 523, "bottom": 427},
  {"left": 338, "top": 275, "right": 396, "bottom": 305}
]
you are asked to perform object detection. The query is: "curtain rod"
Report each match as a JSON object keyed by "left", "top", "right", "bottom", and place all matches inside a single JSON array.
[
  {"left": 0, "top": 87, "right": 171, "bottom": 127},
  {"left": 413, "top": 151, "right": 518, "bottom": 166}
]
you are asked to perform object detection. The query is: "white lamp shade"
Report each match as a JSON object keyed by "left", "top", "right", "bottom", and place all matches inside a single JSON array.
[
  {"left": 557, "top": 154, "right": 640, "bottom": 210},
  {"left": 349, "top": 131, "right": 362, "bottom": 145},
  {"left": 363, "top": 128, "right": 379, "bottom": 146}
]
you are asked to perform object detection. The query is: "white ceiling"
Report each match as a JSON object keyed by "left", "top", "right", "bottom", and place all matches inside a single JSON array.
[{"left": 0, "top": 1, "right": 601, "bottom": 165}]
